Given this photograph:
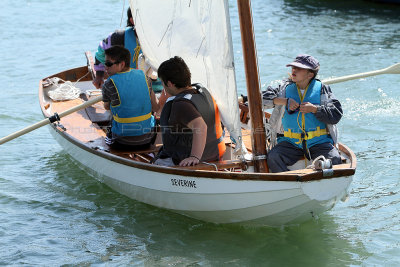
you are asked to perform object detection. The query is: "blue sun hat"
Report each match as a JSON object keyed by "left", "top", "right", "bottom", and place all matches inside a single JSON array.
[{"left": 286, "top": 54, "right": 320, "bottom": 71}]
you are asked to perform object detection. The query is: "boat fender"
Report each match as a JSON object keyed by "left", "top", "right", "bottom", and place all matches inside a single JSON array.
[
  {"left": 314, "top": 157, "right": 332, "bottom": 170},
  {"left": 49, "top": 112, "right": 60, "bottom": 123}
]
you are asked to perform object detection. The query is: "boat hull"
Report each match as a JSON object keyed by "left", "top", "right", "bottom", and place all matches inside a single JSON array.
[
  {"left": 39, "top": 66, "right": 355, "bottom": 226},
  {"left": 48, "top": 124, "right": 352, "bottom": 226}
]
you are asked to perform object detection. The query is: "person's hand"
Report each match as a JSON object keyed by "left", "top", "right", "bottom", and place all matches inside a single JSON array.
[
  {"left": 93, "top": 74, "right": 105, "bottom": 89},
  {"left": 179, "top": 156, "right": 200, "bottom": 167},
  {"left": 287, "top": 98, "right": 300, "bottom": 111},
  {"left": 300, "top": 102, "right": 317, "bottom": 113},
  {"left": 157, "top": 88, "right": 170, "bottom": 115}
]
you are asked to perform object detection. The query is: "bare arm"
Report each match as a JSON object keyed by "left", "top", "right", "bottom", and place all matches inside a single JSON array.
[
  {"left": 93, "top": 72, "right": 105, "bottom": 89},
  {"left": 148, "top": 79, "right": 160, "bottom": 113},
  {"left": 157, "top": 88, "right": 170, "bottom": 116},
  {"left": 179, "top": 117, "right": 207, "bottom": 167}
]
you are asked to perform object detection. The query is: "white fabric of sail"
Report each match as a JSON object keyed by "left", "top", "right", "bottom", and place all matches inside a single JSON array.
[{"left": 130, "top": 0, "right": 243, "bottom": 147}]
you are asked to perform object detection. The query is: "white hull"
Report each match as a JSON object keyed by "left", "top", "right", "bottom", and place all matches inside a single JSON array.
[{"left": 49, "top": 125, "right": 352, "bottom": 226}]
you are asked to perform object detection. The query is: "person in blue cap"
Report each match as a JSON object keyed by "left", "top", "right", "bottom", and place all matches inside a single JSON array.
[
  {"left": 93, "top": 7, "right": 141, "bottom": 89},
  {"left": 262, "top": 54, "right": 342, "bottom": 173}
]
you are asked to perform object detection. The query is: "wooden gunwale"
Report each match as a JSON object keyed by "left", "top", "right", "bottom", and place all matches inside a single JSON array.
[{"left": 39, "top": 66, "right": 356, "bottom": 182}]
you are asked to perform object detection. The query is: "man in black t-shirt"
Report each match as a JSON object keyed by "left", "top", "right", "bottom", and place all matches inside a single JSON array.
[{"left": 154, "top": 56, "right": 225, "bottom": 167}]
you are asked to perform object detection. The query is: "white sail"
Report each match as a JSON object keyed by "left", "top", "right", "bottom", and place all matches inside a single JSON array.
[{"left": 130, "top": 0, "right": 243, "bottom": 148}]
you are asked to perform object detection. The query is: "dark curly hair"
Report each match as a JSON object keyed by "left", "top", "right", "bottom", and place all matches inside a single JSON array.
[
  {"left": 104, "top": 45, "right": 131, "bottom": 68},
  {"left": 157, "top": 56, "right": 191, "bottom": 88}
]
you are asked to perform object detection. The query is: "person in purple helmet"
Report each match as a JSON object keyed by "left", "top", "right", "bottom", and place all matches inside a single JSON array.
[
  {"left": 262, "top": 54, "right": 343, "bottom": 173},
  {"left": 92, "top": 7, "right": 164, "bottom": 96},
  {"left": 93, "top": 7, "right": 141, "bottom": 89}
]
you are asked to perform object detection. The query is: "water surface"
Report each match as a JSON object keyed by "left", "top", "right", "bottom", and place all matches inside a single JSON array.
[{"left": 1, "top": 0, "right": 400, "bottom": 265}]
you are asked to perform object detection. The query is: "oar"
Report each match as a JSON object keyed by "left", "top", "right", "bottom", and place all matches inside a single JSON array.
[
  {"left": 322, "top": 62, "right": 400, "bottom": 85},
  {"left": 237, "top": 63, "right": 400, "bottom": 103},
  {"left": 0, "top": 95, "right": 102, "bottom": 145}
]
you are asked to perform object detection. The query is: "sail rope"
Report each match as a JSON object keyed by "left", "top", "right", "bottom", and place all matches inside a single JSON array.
[
  {"left": 306, "top": 155, "right": 332, "bottom": 170},
  {"left": 45, "top": 71, "right": 90, "bottom": 101},
  {"left": 120, "top": 0, "right": 126, "bottom": 28},
  {"left": 262, "top": 91, "right": 274, "bottom": 153}
]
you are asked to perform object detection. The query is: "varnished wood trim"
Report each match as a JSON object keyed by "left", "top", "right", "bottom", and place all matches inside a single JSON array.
[
  {"left": 237, "top": 0, "right": 268, "bottom": 172},
  {"left": 45, "top": 66, "right": 92, "bottom": 83},
  {"left": 338, "top": 143, "right": 357, "bottom": 169}
]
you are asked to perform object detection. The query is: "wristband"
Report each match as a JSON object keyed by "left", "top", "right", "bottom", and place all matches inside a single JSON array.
[{"left": 190, "top": 155, "right": 200, "bottom": 161}]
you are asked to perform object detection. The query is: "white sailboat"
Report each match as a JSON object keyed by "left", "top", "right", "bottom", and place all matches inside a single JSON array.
[{"left": 1, "top": 0, "right": 360, "bottom": 226}]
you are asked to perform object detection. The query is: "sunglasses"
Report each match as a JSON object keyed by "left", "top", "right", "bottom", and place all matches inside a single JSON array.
[{"left": 104, "top": 60, "right": 120, "bottom": 67}]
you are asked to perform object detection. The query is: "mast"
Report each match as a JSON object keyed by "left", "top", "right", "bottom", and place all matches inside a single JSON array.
[{"left": 237, "top": 0, "right": 269, "bottom": 173}]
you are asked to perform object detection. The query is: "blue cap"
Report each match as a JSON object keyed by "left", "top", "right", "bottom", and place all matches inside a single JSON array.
[{"left": 286, "top": 54, "right": 320, "bottom": 71}]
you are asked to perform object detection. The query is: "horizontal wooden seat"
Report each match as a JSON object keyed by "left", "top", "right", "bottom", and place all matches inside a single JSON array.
[{"left": 109, "top": 143, "right": 162, "bottom": 156}]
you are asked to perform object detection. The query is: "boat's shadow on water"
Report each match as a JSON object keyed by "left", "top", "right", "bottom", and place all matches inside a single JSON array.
[{"left": 43, "top": 152, "right": 369, "bottom": 266}]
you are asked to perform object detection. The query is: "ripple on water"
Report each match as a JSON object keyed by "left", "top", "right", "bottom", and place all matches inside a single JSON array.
[{"left": 1, "top": 0, "right": 400, "bottom": 265}]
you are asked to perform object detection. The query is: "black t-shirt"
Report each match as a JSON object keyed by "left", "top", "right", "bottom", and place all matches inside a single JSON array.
[{"left": 168, "top": 90, "right": 202, "bottom": 129}]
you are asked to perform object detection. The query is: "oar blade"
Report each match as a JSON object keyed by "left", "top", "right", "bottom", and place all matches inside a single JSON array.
[
  {"left": 384, "top": 63, "right": 400, "bottom": 74},
  {"left": 323, "top": 62, "right": 400, "bottom": 85}
]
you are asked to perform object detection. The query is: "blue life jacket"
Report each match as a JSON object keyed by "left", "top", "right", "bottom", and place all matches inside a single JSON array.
[
  {"left": 124, "top": 27, "right": 141, "bottom": 69},
  {"left": 279, "top": 79, "right": 333, "bottom": 148},
  {"left": 109, "top": 69, "right": 154, "bottom": 136}
]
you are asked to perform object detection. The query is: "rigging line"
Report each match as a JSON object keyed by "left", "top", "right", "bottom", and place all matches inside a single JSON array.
[
  {"left": 166, "top": 1, "right": 178, "bottom": 54},
  {"left": 157, "top": 1, "right": 179, "bottom": 50},
  {"left": 120, "top": 0, "right": 126, "bottom": 28},
  {"left": 50, "top": 71, "right": 90, "bottom": 88},
  {"left": 133, "top": 7, "right": 141, "bottom": 39},
  {"left": 73, "top": 71, "right": 90, "bottom": 86},
  {"left": 158, "top": 22, "right": 173, "bottom": 47},
  {"left": 197, "top": 1, "right": 210, "bottom": 87},
  {"left": 196, "top": 37, "right": 205, "bottom": 58}
]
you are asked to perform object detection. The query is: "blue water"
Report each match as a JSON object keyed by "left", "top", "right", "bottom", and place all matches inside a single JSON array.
[{"left": 1, "top": 0, "right": 400, "bottom": 265}]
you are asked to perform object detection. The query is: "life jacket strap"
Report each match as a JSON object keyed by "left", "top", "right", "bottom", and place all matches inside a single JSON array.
[
  {"left": 132, "top": 45, "right": 141, "bottom": 69},
  {"left": 284, "top": 127, "right": 328, "bottom": 144},
  {"left": 113, "top": 112, "right": 152, "bottom": 123}
]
